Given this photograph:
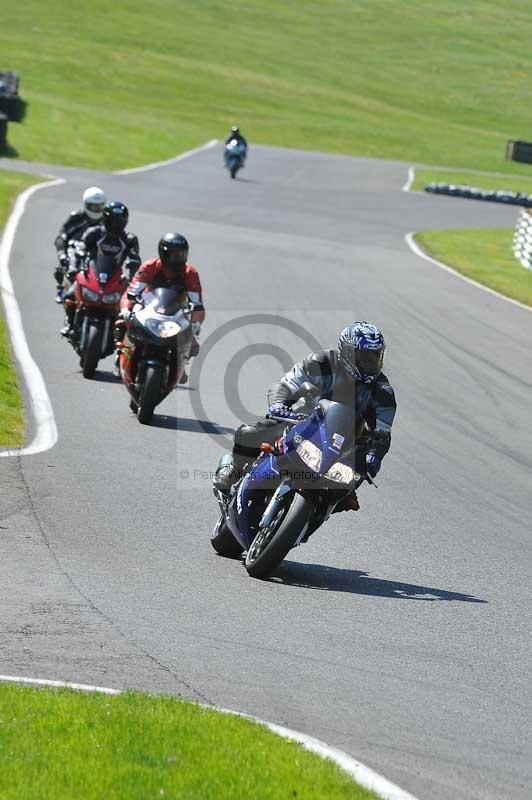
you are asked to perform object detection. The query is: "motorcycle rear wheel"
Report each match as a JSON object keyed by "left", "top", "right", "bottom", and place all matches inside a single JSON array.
[
  {"left": 138, "top": 365, "right": 161, "bottom": 424},
  {"left": 82, "top": 322, "right": 101, "bottom": 379},
  {"left": 245, "top": 492, "right": 314, "bottom": 579},
  {"left": 210, "top": 514, "right": 244, "bottom": 558}
]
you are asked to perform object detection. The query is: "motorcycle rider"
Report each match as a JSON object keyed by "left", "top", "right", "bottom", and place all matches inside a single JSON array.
[
  {"left": 213, "top": 322, "right": 396, "bottom": 510},
  {"left": 224, "top": 125, "right": 248, "bottom": 167},
  {"left": 114, "top": 232, "right": 205, "bottom": 381},
  {"left": 53, "top": 186, "right": 106, "bottom": 302},
  {"left": 60, "top": 200, "right": 140, "bottom": 337},
  {"left": 225, "top": 125, "right": 248, "bottom": 150}
]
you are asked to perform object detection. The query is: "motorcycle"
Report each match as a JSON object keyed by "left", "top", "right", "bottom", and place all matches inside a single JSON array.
[
  {"left": 119, "top": 286, "right": 200, "bottom": 424},
  {"left": 211, "top": 386, "right": 375, "bottom": 578},
  {"left": 64, "top": 252, "right": 126, "bottom": 379},
  {"left": 224, "top": 139, "right": 246, "bottom": 179}
]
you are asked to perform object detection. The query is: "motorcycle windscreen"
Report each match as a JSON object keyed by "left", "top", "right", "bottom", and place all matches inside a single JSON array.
[
  {"left": 94, "top": 253, "right": 122, "bottom": 283},
  {"left": 318, "top": 400, "right": 361, "bottom": 456},
  {"left": 145, "top": 287, "right": 187, "bottom": 316}
]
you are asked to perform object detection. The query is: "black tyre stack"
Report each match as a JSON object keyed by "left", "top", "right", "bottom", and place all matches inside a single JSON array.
[
  {"left": 506, "top": 140, "right": 532, "bottom": 165},
  {"left": 425, "top": 182, "right": 532, "bottom": 207}
]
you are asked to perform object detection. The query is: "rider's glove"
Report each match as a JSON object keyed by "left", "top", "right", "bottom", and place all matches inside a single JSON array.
[
  {"left": 268, "top": 403, "right": 294, "bottom": 419},
  {"left": 119, "top": 308, "right": 131, "bottom": 322},
  {"left": 365, "top": 453, "right": 381, "bottom": 478}
]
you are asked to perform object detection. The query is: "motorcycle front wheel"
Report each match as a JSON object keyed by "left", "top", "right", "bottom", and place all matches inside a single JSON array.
[
  {"left": 245, "top": 492, "right": 314, "bottom": 579},
  {"left": 210, "top": 514, "right": 244, "bottom": 558},
  {"left": 82, "top": 322, "right": 101, "bottom": 379},
  {"left": 138, "top": 365, "right": 162, "bottom": 424}
]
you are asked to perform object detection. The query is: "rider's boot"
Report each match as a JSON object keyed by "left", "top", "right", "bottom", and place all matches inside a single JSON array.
[
  {"left": 60, "top": 305, "right": 75, "bottom": 337},
  {"left": 213, "top": 453, "right": 245, "bottom": 495},
  {"left": 333, "top": 492, "right": 360, "bottom": 513}
]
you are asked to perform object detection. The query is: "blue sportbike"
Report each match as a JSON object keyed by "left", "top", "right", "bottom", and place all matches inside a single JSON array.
[
  {"left": 224, "top": 139, "right": 247, "bottom": 179},
  {"left": 212, "top": 388, "right": 374, "bottom": 578}
]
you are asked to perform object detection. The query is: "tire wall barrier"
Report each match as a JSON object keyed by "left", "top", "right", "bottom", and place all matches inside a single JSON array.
[
  {"left": 513, "top": 209, "right": 532, "bottom": 270},
  {"left": 0, "top": 112, "right": 7, "bottom": 150},
  {"left": 507, "top": 140, "right": 532, "bottom": 165}
]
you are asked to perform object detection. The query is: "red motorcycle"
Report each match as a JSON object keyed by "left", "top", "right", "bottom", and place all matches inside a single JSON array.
[
  {"left": 119, "top": 286, "right": 199, "bottom": 424},
  {"left": 65, "top": 253, "right": 126, "bottom": 378}
]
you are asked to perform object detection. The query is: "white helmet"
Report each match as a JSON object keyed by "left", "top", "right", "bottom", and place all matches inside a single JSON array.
[{"left": 82, "top": 186, "right": 106, "bottom": 221}]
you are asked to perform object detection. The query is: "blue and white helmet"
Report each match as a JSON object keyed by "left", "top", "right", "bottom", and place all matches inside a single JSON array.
[{"left": 338, "top": 322, "right": 386, "bottom": 383}]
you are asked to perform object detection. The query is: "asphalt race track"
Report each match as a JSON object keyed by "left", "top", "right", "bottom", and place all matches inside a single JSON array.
[{"left": 1, "top": 145, "right": 532, "bottom": 799}]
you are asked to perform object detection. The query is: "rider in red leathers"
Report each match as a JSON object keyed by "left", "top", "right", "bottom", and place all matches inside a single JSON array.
[{"left": 115, "top": 232, "right": 205, "bottom": 381}]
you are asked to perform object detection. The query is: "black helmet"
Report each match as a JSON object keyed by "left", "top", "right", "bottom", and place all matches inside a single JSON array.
[
  {"left": 158, "top": 232, "right": 189, "bottom": 275},
  {"left": 103, "top": 201, "right": 129, "bottom": 234},
  {"left": 231, "top": 125, "right": 240, "bottom": 136}
]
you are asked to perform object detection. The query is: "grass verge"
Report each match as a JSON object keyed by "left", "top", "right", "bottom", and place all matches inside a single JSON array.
[
  {"left": 415, "top": 227, "right": 532, "bottom": 307},
  {"left": 0, "top": 683, "right": 379, "bottom": 800},
  {"left": 412, "top": 168, "right": 532, "bottom": 195},
  {"left": 0, "top": 170, "right": 44, "bottom": 448},
  {"left": 3, "top": 1, "right": 532, "bottom": 173}
]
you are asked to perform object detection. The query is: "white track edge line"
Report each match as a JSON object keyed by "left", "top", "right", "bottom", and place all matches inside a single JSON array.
[
  {"left": 402, "top": 166, "right": 415, "bottom": 192},
  {"left": 0, "top": 674, "right": 419, "bottom": 800},
  {"left": 113, "top": 139, "right": 219, "bottom": 175},
  {"left": 0, "top": 179, "right": 62, "bottom": 458},
  {"left": 405, "top": 231, "right": 532, "bottom": 314}
]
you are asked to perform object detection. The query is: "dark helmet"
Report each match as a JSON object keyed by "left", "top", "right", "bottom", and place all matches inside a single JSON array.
[
  {"left": 103, "top": 201, "right": 129, "bottom": 234},
  {"left": 338, "top": 322, "right": 386, "bottom": 383},
  {"left": 158, "top": 232, "right": 189, "bottom": 276},
  {"left": 231, "top": 125, "right": 240, "bottom": 136}
]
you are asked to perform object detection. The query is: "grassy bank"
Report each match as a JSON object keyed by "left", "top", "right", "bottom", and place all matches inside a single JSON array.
[
  {"left": 2, "top": 1, "right": 532, "bottom": 172},
  {"left": 415, "top": 227, "right": 532, "bottom": 307},
  {"left": 0, "top": 683, "right": 379, "bottom": 800},
  {"left": 0, "top": 171, "right": 43, "bottom": 448}
]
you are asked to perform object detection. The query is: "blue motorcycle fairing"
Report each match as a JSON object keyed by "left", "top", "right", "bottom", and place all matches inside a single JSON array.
[
  {"left": 282, "top": 400, "right": 361, "bottom": 476},
  {"left": 225, "top": 399, "right": 362, "bottom": 550},
  {"left": 227, "top": 452, "right": 281, "bottom": 549}
]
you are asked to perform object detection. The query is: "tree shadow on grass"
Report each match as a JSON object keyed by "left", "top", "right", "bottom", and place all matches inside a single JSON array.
[
  {"left": 269, "top": 561, "right": 487, "bottom": 603},
  {"left": 0, "top": 142, "right": 19, "bottom": 158}
]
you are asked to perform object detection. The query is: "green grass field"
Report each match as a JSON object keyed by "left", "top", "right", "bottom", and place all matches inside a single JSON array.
[
  {"left": 0, "top": 171, "right": 43, "bottom": 448},
  {"left": 0, "top": 683, "right": 379, "bottom": 800},
  {"left": 2, "top": 0, "right": 532, "bottom": 173},
  {"left": 415, "top": 227, "right": 532, "bottom": 305}
]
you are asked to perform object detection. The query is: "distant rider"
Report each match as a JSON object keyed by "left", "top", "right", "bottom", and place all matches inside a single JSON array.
[
  {"left": 224, "top": 125, "right": 248, "bottom": 167},
  {"left": 60, "top": 201, "right": 140, "bottom": 337},
  {"left": 115, "top": 232, "right": 205, "bottom": 381},
  {"left": 213, "top": 322, "right": 396, "bottom": 510},
  {"left": 225, "top": 125, "right": 248, "bottom": 150},
  {"left": 53, "top": 186, "right": 106, "bottom": 302}
]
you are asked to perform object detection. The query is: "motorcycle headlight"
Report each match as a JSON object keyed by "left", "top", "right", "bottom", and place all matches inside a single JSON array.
[
  {"left": 323, "top": 463, "right": 358, "bottom": 484},
  {"left": 295, "top": 439, "right": 322, "bottom": 472},
  {"left": 102, "top": 291, "right": 122, "bottom": 304},
  {"left": 81, "top": 287, "right": 99, "bottom": 303},
  {"left": 146, "top": 318, "right": 181, "bottom": 338}
]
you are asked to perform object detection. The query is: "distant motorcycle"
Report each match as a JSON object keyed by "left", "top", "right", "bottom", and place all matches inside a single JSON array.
[
  {"left": 119, "top": 287, "right": 201, "bottom": 424},
  {"left": 212, "top": 386, "right": 375, "bottom": 578},
  {"left": 64, "top": 252, "right": 126, "bottom": 379},
  {"left": 224, "top": 139, "right": 246, "bottom": 179}
]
